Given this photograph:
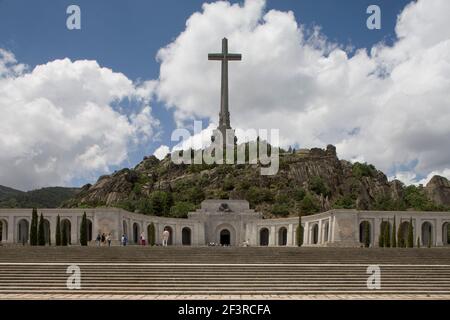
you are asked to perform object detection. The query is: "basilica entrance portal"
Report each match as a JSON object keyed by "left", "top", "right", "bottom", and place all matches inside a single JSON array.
[{"left": 220, "top": 229, "right": 230, "bottom": 245}]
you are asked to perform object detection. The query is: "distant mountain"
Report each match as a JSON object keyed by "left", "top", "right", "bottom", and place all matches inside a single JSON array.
[{"left": 0, "top": 186, "right": 80, "bottom": 208}]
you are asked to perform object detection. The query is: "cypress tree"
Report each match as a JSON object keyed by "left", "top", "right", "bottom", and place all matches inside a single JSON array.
[
  {"left": 407, "top": 217, "right": 414, "bottom": 248},
  {"left": 296, "top": 216, "right": 303, "bottom": 247},
  {"left": 391, "top": 217, "right": 397, "bottom": 248},
  {"left": 378, "top": 219, "right": 384, "bottom": 247},
  {"left": 417, "top": 237, "right": 421, "bottom": 248},
  {"left": 55, "top": 215, "right": 61, "bottom": 246},
  {"left": 384, "top": 221, "right": 391, "bottom": 248},
  {"left": 30, "top": 208, "right": 38, "bottom": 246},
  {"left": 38, "top": 213, "right": 45, "bottom": 246},
  {"left": 363, "top": 222, "right": 370, "bottom": 248},
  {"left": 62, "top": 221, "right": 68, "bottom": 246},
  {"left": 79, "top": 212, "right": 87, "bottom": 246},
  {"left": 148, "top": 222, "right": 156, "bottom": 246}
]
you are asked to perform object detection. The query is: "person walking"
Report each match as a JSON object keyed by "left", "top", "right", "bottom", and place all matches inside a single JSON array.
[
  {"left": 121, "top": 234, "right": 125, "bottom": 246},
  {"left": 140, "top": 232, "right": 146, "bottom": 246},
  {"left": 162, "top": 229, "right": 170, "bottom": 246},
  {"left": 106, "top": 233, "right": 112, "bottom": 247},
  {"left": 101, "top": 233, "right": 106, "bottom": 246},
  {"left": 96, "top": 233, "right": 101, "bottom": 246}
]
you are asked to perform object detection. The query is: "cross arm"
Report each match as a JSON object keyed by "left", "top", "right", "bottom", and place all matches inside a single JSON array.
[
  {"left": 226, "top": 54, "right": 242, "bottom": 61},
  {"left": 208, "top": 53, "right": 224, "bottom": 60}
]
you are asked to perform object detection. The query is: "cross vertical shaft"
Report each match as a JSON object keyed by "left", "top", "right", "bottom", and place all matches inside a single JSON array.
[{"left": 208, "top": 38, "right": 242, "bottom": 135}]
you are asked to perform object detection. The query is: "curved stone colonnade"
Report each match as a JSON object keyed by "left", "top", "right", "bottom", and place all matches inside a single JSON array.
[{"left": 0, "top": 201, "right": 449, "bottom": 247}]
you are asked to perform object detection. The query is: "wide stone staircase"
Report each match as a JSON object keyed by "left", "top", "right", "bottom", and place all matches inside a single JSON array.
[{"left": 0, "top": 246, "right": 450, "bottom": 295}]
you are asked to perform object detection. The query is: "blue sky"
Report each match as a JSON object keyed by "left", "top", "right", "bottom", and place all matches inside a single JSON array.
[{"left": 4, "top": 0, "right": 446, "bottom": 190}]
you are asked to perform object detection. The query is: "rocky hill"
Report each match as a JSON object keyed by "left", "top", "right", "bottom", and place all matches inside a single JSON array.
[{"left": 62, "top": 144, "right": 450, "bottom": 218}]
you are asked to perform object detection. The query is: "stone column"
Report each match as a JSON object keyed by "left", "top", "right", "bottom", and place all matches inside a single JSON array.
[
  {"left": 71, "top": 215, "right": 78, "bottom": 245},
  {"left": 287, "top": 224, "right": 293, "bottom": 246},
  {"left": 50, "top": 215, "right": 57, "bottom": 245},
  {"left": 317, "top": 220, "right": 322, "bottom": 245},
  {"left": 436, "top": 219, "right": 443, "bottom": 246},
  {"left": 269, "top": 226, "right": 276, "bottom": 246},
  {"left": 374, "top": 218, "right": 381, "bottom": 247},
  {"left": 304, "top": 221, "right": 309, "bottom": 245},
  {"left": 175, "top": 224, "right": 182, "bottom": 246}
]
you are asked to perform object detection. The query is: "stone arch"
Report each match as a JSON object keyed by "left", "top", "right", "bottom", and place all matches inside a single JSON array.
[
  {"left": 359, "top": 221, "right": 371, "bottom": 246},
  {"left": 214, "top": 224, "right": 236, "bottom": 246},
  {"left": 61, "top": 219, "right": 71, "bottom": 244},
  {"left": 182, "top": 227, "right": 192, "bottom": 245},
  {"left": 0, "top": 219, "right": 8, "bottom": 242},
  {"left": 133, "top": 223, "right": 140, "bottom": 244},
  {"left": 17, "top": 219, "right": 29, "bottom": 244},
  {"left": 278, "top": 227, "right": 287, "bottom": 246},
  {"left": 164, "top": 226, "right": 173, "bottom": 245},
  {"left": 312, "top": 224, "right": 319, "bottom": 244},
  {"left": 86, "top": 219, "right": 93, "bottom": 242},
  {"left": 43, "top": 219, "right": 51, "bottom": 245},
  {"left": 259, "top": 227, "right": 269, "bottom": 246},
  {"left": 398, "top": 221, "right": 410, "bottom": 247},
  {"left": 422, "top": 221, "right": 433, "bottom": 247},
  {"left": 443, "top": 222, "right": 450, "bottom": 245}
]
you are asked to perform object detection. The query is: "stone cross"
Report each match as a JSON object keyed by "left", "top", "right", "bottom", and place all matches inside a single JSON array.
[{"left": 208, "top": 38, "right": 242, "bottom": 133}]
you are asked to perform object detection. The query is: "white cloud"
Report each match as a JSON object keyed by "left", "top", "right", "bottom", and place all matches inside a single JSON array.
[
  {"left": 0, "top": 53, "right": 158, "bottom": 190},
  {"left": 155, "top": 0, "right": 450, "bottom": 185},
  {"left": 153, "top": 145, "right": 170, "bottom": 160}
]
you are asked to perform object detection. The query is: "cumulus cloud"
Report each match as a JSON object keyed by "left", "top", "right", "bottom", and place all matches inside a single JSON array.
[
  {"left": 153, "top": 145, "right": 170, "bottom": 160},
  {"left": 0, "top": 52, "right": 158, "bottom": 190},
  {"left": 155, "top": 0, "right": 450, "bottom": 185}
]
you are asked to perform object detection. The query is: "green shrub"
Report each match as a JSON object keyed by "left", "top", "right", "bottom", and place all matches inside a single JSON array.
[
  {"left": 296, "top": 217, "right": 303, "bottom": 247},
  {"left": 30, "top": 208, "right": 38, "bottom": 246},
  {"left": 79, "top": 212, "right": 88, "bottom": 246},
  {"left": 55, "top": 215, "right": 61, "bottom": 246},
  {"left": 407, "top": 217, "right": 414, "bottom": 248},
  {"left": 309, "top": 176, "right": 330, "bottom": 197},
  {"left": 271, "top": 203, "right": 290, "bottom": 217},
  {"left": 147, "top": 223, "right": 156, "bottom": 246},
  {"left": 37, "top": 213, "right": 45, "bottom": 246},
  {"left": 300, "top": 193, "right": 320, "bottom": 215},
  {"left": 170, "top": 202, "right": 196, "bottom": 218},
  {"left": 352, "top": 162, "right": 377, "bottom": 178}
]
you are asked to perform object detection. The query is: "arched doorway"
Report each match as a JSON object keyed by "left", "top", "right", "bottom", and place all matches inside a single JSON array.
[
  {"left": 17, "top": 219, "right": 29, "bottom": 244},
  {"left": 182, "top": 227, "right": 191, "bottom": 245},
  {"left": 43, "top": 219, "right": 51, "bottom": 245},
  {"left": 164, "top": 226, "right": 173, "bottom": 245},
  {"left": 87, "top": 219, "right": 93, "bottom": 241},
  {"left": 443, "top": 223, "right": 450, "bottom": 245},
  {"left": 220, "top": 229, "right": 231, "bottom": 246},
  {"left": 422, "top": 222, "right": 433, "bottom": 247},
  {"left": 278, "top": 227, "right": 287, "bottom": 246},
  {"left": 133, "top": 223, "right": 140, "bottom": 244},
  {"left": 398, "top": 221, "right": 410, "bottom": 247},
  {"left": 61, "top": 219, "right": 71, "bottom": 244},
  {"left": 0, "top": 219, "right": 7, "bottom": 242},
  {"left": 312, "top": 224, "right": 319, "bottom": 244},
  {"left": 359, "top": 221, "right": 371, "bottom": 246},
  {"left": 259, "top": 228, "right": 269, "bottom": 246}
]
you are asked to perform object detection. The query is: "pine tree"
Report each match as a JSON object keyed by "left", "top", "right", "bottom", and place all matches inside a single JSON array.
[
  {"left": 79, "top": 212, "right": 87, "bottom": 246},
  {"left": 55, "top": 215, "right": 61, "bottom": 246},
  {"left": 38, "top": 213, "right": 45, "bottom": 246},
  {"left": 384, "top": 221, "right": 391, "bottom": 248},
  {"left": 148, "top": 222, "right": 156, "bottom": 246},
  {"left": 391, "top": 217, "right": 397, "bottom": 248},
  {"left": 363, "top": 222, "right": 370, "bottom": 248},
  {"left": 296, "top": 216, "right": 303, "bottom": 247},
  {"left": 62, "top": 221, "right": 68, "bottom": 246},
  {"left": 30, "top": 208, "right": 38, "bottom": 246},
  {"left": 378, "top": 219, "right": 384, "bottom": 247},
  {"left": 407, "top": 217, "right": 414, "bottom": 248}
]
